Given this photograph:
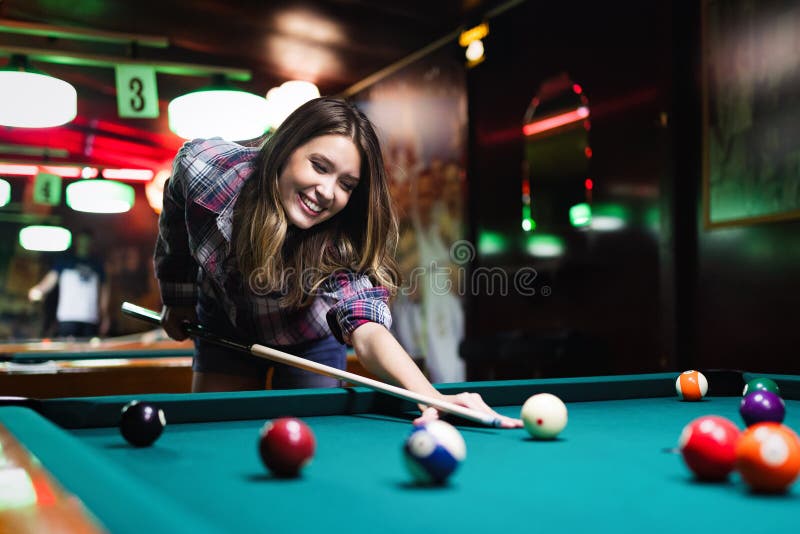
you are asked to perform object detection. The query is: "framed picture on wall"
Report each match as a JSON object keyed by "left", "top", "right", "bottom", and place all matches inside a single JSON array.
[{"left": 702, "top": 0, "right": 800, "bottom": 229}]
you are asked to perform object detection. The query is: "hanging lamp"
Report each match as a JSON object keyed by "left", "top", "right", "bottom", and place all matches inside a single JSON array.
[
  {"left": 168, "top": 74, "right": 270, "bottom": 141},
  {"left": 0, "top": 178, "right": 10, "bottom": 207},
  {"left": 0, "top": 55, "right": 77, "bottom": 128},
  {"left": 265, "top": 80, "right": 320, "bottom": 130},
  {"left": 19, "top": 225, "right": 72, "bottom": 252},
  {"left": 66, "top": 175, "right": 135, "bottom": 214}
]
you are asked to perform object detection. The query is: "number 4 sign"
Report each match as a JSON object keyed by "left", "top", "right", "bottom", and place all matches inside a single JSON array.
[{"left": 115, "top": 65, "right": 159, "bottom": 118}]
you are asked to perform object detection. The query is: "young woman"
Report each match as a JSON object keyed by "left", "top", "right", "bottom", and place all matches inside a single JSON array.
[{"left": 155, "top": 97, "right": 519, "bottom": 427}]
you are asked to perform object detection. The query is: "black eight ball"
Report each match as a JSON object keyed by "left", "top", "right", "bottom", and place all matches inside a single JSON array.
[{"left": 120, "top": 400, "right": 166, "bottom": 447}]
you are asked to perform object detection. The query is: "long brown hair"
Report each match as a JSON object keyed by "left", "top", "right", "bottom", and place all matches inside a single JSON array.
[{"left": 234, "top": 97, "right": 399, "bottom": 307}]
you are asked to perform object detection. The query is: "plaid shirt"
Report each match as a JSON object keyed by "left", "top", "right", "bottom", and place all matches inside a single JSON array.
[{"left": 154, "top": 138, "right": 392, "bottom": 346}]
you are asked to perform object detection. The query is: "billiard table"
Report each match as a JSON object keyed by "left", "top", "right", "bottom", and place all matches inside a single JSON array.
[
  {"left": 1, "top": 372, "right": 798, "bottom": 533},
  {"left": 0, "top": 336, "right": 195, "bottom": 398},
  {"left": 0, "top": 337, "right": 370, "bottom": 398}
]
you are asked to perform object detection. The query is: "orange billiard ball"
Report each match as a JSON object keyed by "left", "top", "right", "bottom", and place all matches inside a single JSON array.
[
  {"left": 736, "top": 423, "right": 800, "bottom": 493},
  {"left": 675, "top": 370, "right": 708, "bottom": 401}
]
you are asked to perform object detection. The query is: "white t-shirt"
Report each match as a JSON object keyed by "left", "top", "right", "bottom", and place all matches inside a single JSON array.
[{"left": 54, "top": 256, "right": 105, "bottom": 324}]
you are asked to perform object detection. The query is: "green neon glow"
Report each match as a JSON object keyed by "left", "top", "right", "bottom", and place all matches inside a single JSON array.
[
  {"left": 478, "top": 231, "right": 509, "bottom": 255},
  {"left": 525, "top": 234, "right": 565, "bottom": 257},
  {"left": 569, "top": 203, "right": 592, "bottom": 227},
  {"left": 592, "top": 202, "right": 630, "bottom": 231}
]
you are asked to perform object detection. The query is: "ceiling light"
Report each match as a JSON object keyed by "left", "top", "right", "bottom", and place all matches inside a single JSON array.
[
  {"left": 168, "top": 75, "right": 270, "bottom": 141},
  {"left": 465, "top": 40, "right": 485, "bottom": 63},
  {"left": 0, "top": 55, "right": 77, "bottom": 128},
  {"left": 66, "top": 178, "right": 135, "bottom": 213},
  {"left": 265, "top": 80, "right": 320, "bottom": 130},
  {"left": 19, "top": 225, "right": 72, "bottom": 252},
  {"left": 0, "top": 178, "right": 10, "bottom": 207}
]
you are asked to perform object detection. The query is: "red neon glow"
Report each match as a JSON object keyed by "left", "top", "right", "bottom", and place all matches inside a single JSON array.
[
  {"left": 522, "top": 107, "right": 590, "bottom": 137},
  {"left": 572, "top": 84, "right": 583, "bottom": 94},
  {"left": 585, "top": 178, "right": 593, "bottom": 190},
  {"left": 0, "top": 164, "right": 38, "bottom": 175},
  {"left": 31, "top": 474, "right": 57, "bottom": 507},
  {"left": 521, "top": 179, "right": 530, "bottom": 196},
  {"left": 41, "top": 166, "right": 83, "bottom": 178},
  {"left": 584, "top": 147, "right": 593, "bottom": 159},
  {"left": 102, "top": 169, "right": 154, "bottom": 181},
  {"left": 0, "top": 164, "right": 152, "bottom": 181}
]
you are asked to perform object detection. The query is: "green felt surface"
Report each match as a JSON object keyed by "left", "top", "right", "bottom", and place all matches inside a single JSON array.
[
  {"left": 66, "top": 397, "right": 800, "bottom": 533},
  {"left": 3, "top": 373, "right": 800, "bottom": 533}
]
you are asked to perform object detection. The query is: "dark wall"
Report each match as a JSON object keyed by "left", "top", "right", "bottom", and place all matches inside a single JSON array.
[
  {"left": 672, "top": 1, "right": 800, "bottom": 375},
  {"left": 464, "top": 1, "right": 673, "bottom": 378}
]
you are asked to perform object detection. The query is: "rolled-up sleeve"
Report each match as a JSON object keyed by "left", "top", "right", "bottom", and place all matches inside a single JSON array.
[
  {"left": 154, "top": 144, "right": 199, "bottom": 307},
  {"left": 323, "top": 272, "right": 392, "bottom": 345}
]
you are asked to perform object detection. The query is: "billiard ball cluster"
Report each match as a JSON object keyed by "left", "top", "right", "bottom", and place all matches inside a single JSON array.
[
  {"left": 676, "top": 373, "right": 800, "bottom": 493},
  {"left": 114, "top": 373, "right": 793, "bottom": 493}
]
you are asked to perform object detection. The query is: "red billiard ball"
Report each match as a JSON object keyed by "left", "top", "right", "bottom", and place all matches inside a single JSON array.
[
  {"left": 258, "top": 418, "right": 316, "bottom": 477},
  {"left": 736, "top": 422, "right": 800, "bottom": 493},
  {"left": 678, "top": 415, "right": 741, "bottom": 481}
]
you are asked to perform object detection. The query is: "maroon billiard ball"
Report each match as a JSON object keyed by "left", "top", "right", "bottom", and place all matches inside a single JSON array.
[
  {"left": 678, "top": 415, "right": 741, "bottom": 481},
  {"left": 258, "top": 417, "right": 316, "bottom": 477}
]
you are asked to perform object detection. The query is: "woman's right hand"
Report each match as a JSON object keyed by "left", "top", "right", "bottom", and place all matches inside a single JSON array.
[{"left": 161, "top": 305, "right": 197, "bottom": 341}]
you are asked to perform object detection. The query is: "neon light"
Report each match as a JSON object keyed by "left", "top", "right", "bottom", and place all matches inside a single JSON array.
[
  {"left": 0, "top": 164, "right": 38, "bottom": 175},
  {"left": 0, "top": 164, "right": 151, "bottom": 180},
  {"left": 102, "top": 168, "right": 154, "bottom": 181},
  {"left": 572, "top": 84, "right": 583, "bottom": 94},
  {"left": 584, "top": 147, "right": 593, "bottom": 159},
  {"left": 19, "top": 226, "right": 71, "bottom": 251},
  {"left": 41, "top": 166, "right": 82, "bottom": 178},
  {"left": 0, "top": 178, "right": 9, "bottom": 206},
  {"left": 585, "top": 178, "right": 593, "bottom": 190},
  {"left": 523, "top": 107, "right": 590, "bottom": 137}
]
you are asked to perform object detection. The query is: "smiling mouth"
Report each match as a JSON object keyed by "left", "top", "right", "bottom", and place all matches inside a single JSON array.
[{"left": 298, "top": 194, "right": 323, "bottom": 215}]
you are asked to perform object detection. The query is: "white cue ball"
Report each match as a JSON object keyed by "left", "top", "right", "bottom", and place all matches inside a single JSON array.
[{"left": 521, "top": 393, "right": 568, "bottom": 439}]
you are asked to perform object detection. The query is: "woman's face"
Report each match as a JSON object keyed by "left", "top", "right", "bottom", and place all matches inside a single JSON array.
[{"left": 278, "top": 134, "right": 361, "bottom": 229}]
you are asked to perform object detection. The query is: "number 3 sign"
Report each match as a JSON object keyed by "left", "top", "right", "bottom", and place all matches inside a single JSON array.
[{"left": 115, "top": 65, "right": 159, "bottom": 118}]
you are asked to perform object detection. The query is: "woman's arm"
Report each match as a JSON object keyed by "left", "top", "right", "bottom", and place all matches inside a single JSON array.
[
  {"left": 154, "top": 144, "right": 200, "bottom": 340},
  {"left": 350, "top": 322, "right": 522, "bottom": 428}
]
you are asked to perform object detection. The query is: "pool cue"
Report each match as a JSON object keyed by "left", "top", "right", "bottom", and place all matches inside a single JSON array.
[{"left": 121, "top": 302, "right": 503, "bottom": 427}]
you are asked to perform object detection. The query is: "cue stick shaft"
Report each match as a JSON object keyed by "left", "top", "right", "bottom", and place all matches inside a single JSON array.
[{"left": 121, "top": 302, "right": 502, "bottom": 427}]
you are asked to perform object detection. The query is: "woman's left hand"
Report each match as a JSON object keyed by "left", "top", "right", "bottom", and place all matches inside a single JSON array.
[{"left": 413, "top": 392, "right": 523, "bottom": 429}]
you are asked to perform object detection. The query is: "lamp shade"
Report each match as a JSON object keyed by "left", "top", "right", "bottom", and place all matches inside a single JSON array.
[
  {"left": 66, "top": 179, "right": 135, "bottom": 213},
  {"left": 265, "top": 80, "right": 320, "bottom": 130},
  {"left": 168, "top": 78, "right": 270, "bottom": 141},
  {"left": 0, "top": 56, "right": 77, "bottom": 128},
  {"left": 19, "top": 226, "right": 72, "bottom": 252},
  {"left": 0, "top": 178, "right": 10, "bottom": 207}
]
